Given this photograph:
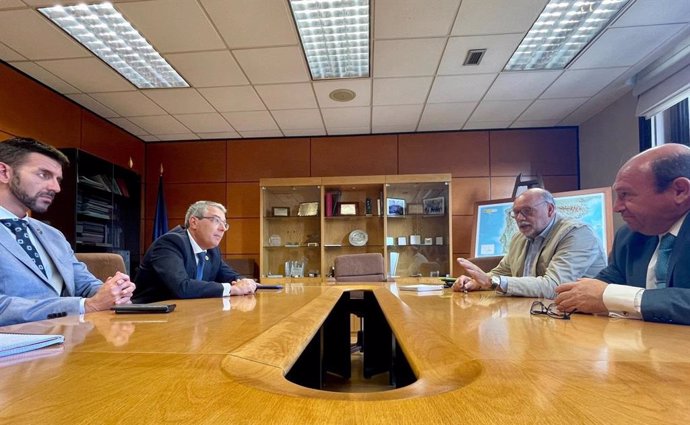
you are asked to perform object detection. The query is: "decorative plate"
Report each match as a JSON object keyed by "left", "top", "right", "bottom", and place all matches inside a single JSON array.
[{"left": 349, "top": 229, "right": 368, "bottom": 246}]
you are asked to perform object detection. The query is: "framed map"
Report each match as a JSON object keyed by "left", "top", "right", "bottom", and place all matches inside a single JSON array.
[{"left": 471, "top": 187, "right": 613, "bottom": 258}]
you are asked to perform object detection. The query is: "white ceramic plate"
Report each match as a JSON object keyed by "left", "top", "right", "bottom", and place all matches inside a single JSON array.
[{"left": 349, "top": 229, "right": 368, "bottom": 246}]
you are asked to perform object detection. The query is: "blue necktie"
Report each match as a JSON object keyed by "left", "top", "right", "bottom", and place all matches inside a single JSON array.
[
  {"left": 195, "top": 252, "right": 206, "bottom": 280},
  {"left": 655, "top": 233, "right": 676, "bottom": 288},
  {"left": 1, "top": 219, "right": 47, "bottom": 277}
]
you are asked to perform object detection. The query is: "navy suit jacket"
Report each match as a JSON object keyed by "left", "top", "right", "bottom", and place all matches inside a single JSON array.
[
  {"left": 597, "top": 214, "right": 690, "bottom": 325},
  {"left": 132, "top": 226, "right": 240, "bottom": 303}
]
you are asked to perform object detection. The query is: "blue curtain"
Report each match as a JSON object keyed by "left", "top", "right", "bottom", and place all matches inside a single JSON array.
[{"left": 152, "top": 174, "right": 168, "bottom": 240}]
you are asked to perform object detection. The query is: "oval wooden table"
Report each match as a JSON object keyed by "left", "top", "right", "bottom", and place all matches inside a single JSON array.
[{"left": 1, "top": 284, "right": 689, "bottom": 424}]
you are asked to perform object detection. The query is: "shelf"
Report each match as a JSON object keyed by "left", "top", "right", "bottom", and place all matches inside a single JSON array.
[
  {"left": 325, "top": 215, "right": 383, "bottom": 220},
  {"left": 263, "top": 245, "right": 321, "bottom": 249}
]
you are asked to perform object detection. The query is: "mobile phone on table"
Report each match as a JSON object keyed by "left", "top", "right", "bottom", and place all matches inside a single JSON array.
[{"left": 111, "top": 304, "right": 176, "bottom": 314}]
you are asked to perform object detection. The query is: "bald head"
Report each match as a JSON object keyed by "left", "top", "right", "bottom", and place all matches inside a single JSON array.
[
  {"left": 515, "top": 188, "right": 555, "bottom": 206},
  {"left": 619, "top": 143, "right": 690, "bottom": 192},
  {"left": 511, "top": 188, "right": 556, "bottom": 238}
]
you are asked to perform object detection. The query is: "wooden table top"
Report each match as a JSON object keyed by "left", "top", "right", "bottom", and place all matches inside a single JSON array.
[{"left": 2, "top": 284, "right": 690, "bottom": 424}]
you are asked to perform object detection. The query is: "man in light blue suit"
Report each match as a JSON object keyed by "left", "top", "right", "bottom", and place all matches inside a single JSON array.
[{"left": 0, "top": 137, "right": 135, "bottom": 326}]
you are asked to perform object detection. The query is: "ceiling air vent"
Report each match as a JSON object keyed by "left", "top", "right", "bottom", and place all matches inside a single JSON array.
[{"left": 463, "top": 49, "right": 486, "bottom": 66}]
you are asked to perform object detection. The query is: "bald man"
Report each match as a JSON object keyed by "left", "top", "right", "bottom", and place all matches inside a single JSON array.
[
  {"left": 454, "top": 188, "right": 606, "bottom": 299},
  {"left": 556, "top": 144, "right": 690, "bottom": 325}
]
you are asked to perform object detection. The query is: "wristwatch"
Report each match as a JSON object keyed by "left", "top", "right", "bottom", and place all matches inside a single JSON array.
[{"left": 490, "top": 275, "right": 501, "bottom": 290}]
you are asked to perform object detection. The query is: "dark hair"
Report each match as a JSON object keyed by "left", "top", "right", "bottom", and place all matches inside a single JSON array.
[
  {"left": 651, "top": 151, "right": 690, "bottom": 192},
  {"left": 0, "top": 137, "right": 69, "bottom": 168}
]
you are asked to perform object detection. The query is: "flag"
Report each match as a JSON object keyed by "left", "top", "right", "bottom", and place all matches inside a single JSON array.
[{"left": 152, "top": 166, "right": 168, "bottom": 241}]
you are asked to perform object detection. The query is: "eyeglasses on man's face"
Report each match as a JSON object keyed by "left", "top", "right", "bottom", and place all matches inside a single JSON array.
[
  {"left": 529, "top": 300, "right": 576, "bottom": 320},
  {"left": 509, "top": 201, "right": 547, "bottom": 219},
  {"left": 199, "top": 215, "right": 229, "bottom": 231}
]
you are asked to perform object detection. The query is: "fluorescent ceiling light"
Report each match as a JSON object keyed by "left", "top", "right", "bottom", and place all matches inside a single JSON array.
[
  {"left": 505, "top": 0, "right": 631, "bottom": 71},
  {"left": 39, "top": 2, "right": 188, "bottom": 89},
  {"left": 289, "top": 0, "right": 370, "bottom": 80}
]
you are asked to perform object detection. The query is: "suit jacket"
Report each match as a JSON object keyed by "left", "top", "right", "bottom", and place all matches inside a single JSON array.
[
  {"left": 597, "top": 214, "right": 690, "bottom": 325},
  {"left": 0, "top": 218, "right": 101, "bottom": 326},
  {"left": 133, "top": 226, "right": 240, "bottom": 303}
]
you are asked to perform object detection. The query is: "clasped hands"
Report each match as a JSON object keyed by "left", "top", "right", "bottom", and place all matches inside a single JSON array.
[
  {"left": 230, "top": 278, "right": 258, "bottom": 296},
  {"left": 452, "top": 258, "right": 492, "bottom": 292},
  {"left": 85, "top": 271, "right": 136, "bottom": 312}
]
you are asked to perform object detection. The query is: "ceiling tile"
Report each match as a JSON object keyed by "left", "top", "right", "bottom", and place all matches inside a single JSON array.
[
  {"left": 0, "top": 42, "right": 24, "bottom": 61},
  {"left": 272, "top": 109, "right": 324, "bottom": 130},
  {"left": 143, "top": 88, "right": 215, "bottom": 114},
  {"left": 428, "top": 74, "right": 496, "bottom": 103},
  {"left": 438, "top": 34, "right": 524, "bottom": 75},
  {"left": 541, "top": 67, "right": 628, "bottom": 99},
  {"left": 238, "top": 129, "right": 284, "bottom": 138},
  {"left": 37, "top": 58, "right": 134, "bottom": 92},
  {"left": 613, "top": 0, "right": 690, "bottom": 27},
  {"left": 90, "top": 91, "right": 167, "bottom": 116},
  {"left": 375, "top": 0, "right": 460, "bottom": 38},
  {"left": 234, "top": 46, "right": 309, "bottom": 84},
  {"left": 372, "top": 104, "right": 424, "bottom": 131},
  {"left": 373, "top": 38, "right": 446, "bottom": 77},
  {"left": 483, "top": 71, "right": 561, "bottom": 101},
  {"left": 0, "top": 9, "right": 89, "bottom": 60},
  {"left": 9, "top": 61, "right": 80, "bottom": 94},
  {"left": 117, "top": 0, "right": 225, "bottom": 53},
  {"left": 463, "top": 120, "right": 514, "bottom": 130},
  {"left": 197, "top": 131, "right": 240, "bottom": 140},
  {"left": 327, "top": 126, "right": 371, "bottom": 135},
  {"left": 201, "top": 0, "right": 298, "bottom": 48},
  {"left": 165, "top": 51, "right": 249, "bottom": 87},
  {"left": 313, "top": 79, "right": 371, "bottom": 108},
  {"left": 107, "top": 117, "right": 149, "bottom": 136},
  {"left": 373, "top": 124, "right": 417, "bottom": 134},
  {"left": 283, "top": 128, "right": 326, "bottom": 137},
  {"left": 511, "top": 120, "right": 559, "bottom": 128},
  {"left": 255, "top": 83, "right": 317, "bottom": 110},
  {"left": 469, "top": 100, "right": 532, "bottom": 121},
  {"left": 198, "top": 86, "right": 265, "bottom": 112},
  {"left": 140, "top": 135, "right": 160, "bottom": 142},
  {"left": 0, "top": 0, "right": 25, "bottom": 9},
  {"left": 173, "top": 113, "right": 235, "bottom": 133},
  {"left": 157, "top": 133, "right": 200, "bottom": 141},
  {"left": 451, "top": 0, "right": 547, "bottom": 36},
  {"left": 373, "top": 77, "right": 433, "bottom": 106},
  {"left": 67, "top": 94, "right": 119, "bottom": 118},
  {"left": 519, "top": 98, "right": 588, "bottom": 121},
  {"left": 322, "top": 106, "right": 370, "bottom": 129},
  {"left": 418, "top": 102, "right": 476, "bottom": 131},
  {"left": 128, "top": 115, "right": 190, "bottom": 135},
  {"left": 221, "top": 111, "right": 279, "bottom": 132},
  {"left": 570, "top": 24, "right": 686, "bottom": 69}
]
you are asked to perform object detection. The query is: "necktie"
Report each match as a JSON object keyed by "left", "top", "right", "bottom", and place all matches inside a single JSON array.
[
  {"left": 1, "top": 219, "right": 47, "bottom": 277},
  {"left": 195, "top": 252, "right": 206, "bottom": 280},
  {"left": 655, "top": 233, "right": 676, "bottom": 288}
]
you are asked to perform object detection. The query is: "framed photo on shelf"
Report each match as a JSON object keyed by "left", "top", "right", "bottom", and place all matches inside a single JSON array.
[
  {"left": 423, "top": 197, "right": 445, "bottom": 215},
  {"left": 298, "top": 202, "right": 319, "bottom": 216},
  {"left": 272, "top": 206, "right": 289, "bottom": 217},
  {"left": 387, "top": 198, "right": 406, "bottom": 216},
  {"left": 407, "top": 203, "right": 423, "bottom": 215},
  {"left": 338, "top": 202, "right": 358, "bottom": 216}
]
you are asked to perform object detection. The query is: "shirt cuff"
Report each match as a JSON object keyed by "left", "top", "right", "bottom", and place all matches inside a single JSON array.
[
  {"left": 79, "top": 298, "right": 86, "bottom": 315},
  {"left": 498, "top": 276, "right": 508, "bottom": 293},
  {"left": 222, "top": 283, "right": 232, "bottom": 297},
  {"left": 603, "top": 284, "right": 643, "bottom": 320}
]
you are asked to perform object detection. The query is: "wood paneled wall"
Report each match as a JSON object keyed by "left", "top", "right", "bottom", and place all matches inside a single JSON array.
[{"left": 146, "top": 128, "right": 579, "bottom": 276}]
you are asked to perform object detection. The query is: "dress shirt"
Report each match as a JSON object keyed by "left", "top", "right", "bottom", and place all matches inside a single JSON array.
[{"left": 186, "top": 230, "right": 232, "bottom": 296}]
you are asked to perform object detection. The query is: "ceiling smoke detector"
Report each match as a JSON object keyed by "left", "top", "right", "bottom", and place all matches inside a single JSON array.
[{"left": 329, "top": 89, "right": 356, "bottom": 102}]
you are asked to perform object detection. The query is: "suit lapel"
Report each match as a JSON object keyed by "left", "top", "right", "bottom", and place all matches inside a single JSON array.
[
  {"left": 0, "top": 221, "right": 52, "bottom": 285},
  {"left": 27, "top": 219, "right": 74, "bottom": 295},
  {"left": 667, "top": 214, "right": 690, "bottom": 287}
]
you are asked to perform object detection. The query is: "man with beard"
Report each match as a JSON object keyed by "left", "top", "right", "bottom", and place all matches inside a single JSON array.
[
  {"left": 453, "top": 188, "right": 606, "bottom": 299},
  {"left": 0, "top": 137, "right": 135, "bottom": 326}
]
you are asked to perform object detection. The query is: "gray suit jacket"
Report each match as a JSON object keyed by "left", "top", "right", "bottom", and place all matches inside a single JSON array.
[{"left": 0, "top": 217, "right": 101, "bottom": 326}]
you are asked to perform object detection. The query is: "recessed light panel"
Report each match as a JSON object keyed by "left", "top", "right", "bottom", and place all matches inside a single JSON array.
[
  {"left": 505, "top": 0, "right": 631, "bottom": 71},
  {"left": 39, "top": 2, "right": 188, "bottom": 89},
  {"left": 289, "top": 0, "right": 370, "bottom": 80}
]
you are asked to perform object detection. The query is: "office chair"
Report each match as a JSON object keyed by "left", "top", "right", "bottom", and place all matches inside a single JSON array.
[
  {"left": 461, "top": 256, "right": 503, "bottom": 273},
  {"left": 75, "top": 253, "right": 127, "bottom": 282}
]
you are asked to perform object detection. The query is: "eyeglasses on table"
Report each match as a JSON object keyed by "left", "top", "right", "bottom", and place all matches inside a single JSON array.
[{"left": 529, "top": 300, "right": 576, "bottom": 320}]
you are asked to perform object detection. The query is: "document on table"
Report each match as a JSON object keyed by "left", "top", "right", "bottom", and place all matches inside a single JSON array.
[
  {"left": 0, "top": 333, "right": 65, "bottom": 358},
  {"left": 398, "top": 284, "right": 444, "bottom": 292}
]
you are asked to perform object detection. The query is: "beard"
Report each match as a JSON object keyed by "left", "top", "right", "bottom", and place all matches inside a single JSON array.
[{"left": 9, "top": 173, "right": 56, "bottom": 213}]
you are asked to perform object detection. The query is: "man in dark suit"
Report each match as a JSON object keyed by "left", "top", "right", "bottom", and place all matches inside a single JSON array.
[
  {"left": 133, "top": 200, "right": 257, "bottom": 303},
  {"left": 555, "top": 143, "right": 690, "bottom": 325}
]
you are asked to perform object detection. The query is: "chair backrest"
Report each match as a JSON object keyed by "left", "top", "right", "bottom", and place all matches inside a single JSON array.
[
  {"left": 462, "top": 256, "right": 503, "bottom": 273},
  {"left": 334, "top": 253, "right": 386, "bottom": 283},
  {"left": 75, "top": 253, "right": 127, "bottom": 282}
]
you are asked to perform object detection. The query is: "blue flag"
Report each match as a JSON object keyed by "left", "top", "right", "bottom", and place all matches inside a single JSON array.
[{"left": 152, "top": 173, "right": 168, "bottom": 240}]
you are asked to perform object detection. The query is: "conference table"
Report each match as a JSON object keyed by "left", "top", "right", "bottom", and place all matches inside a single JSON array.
[{"left": 1, "top": 283, "right": 690, "bottom": 424}]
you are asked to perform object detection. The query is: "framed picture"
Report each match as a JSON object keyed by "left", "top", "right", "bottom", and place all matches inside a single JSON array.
[
  {"left": 423, "top": 197, "right": 445, "bottom": 216},
  {"left": 272, "top": 206, "right": 289, "bottom": 217},
  {"left": 338, "top": 202, "right": 358, "bottom": 216},
  {"left": 387, "top": 198, "right": 406, "bottom": 216},
  {"left": 298, "top": 202, "right": 319, "bottom": 216},
  {"left": 407, "top": 203, "right": 423, "bottom": 215}
]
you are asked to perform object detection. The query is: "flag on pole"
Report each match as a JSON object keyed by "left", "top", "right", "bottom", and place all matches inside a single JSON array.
[{"left": 152, "top": 164, "right": 168, "bottom": 241}]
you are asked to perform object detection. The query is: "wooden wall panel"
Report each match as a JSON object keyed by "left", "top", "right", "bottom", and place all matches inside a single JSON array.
[
  {"left": 146, "top": 141, "right": 226, "bottom": 185},
  {"left": 452, "top": 215, "right": 474, "bottom": 256},
  {"left": 490, "top": 128, "right": 578, "bottom": 176},
  {"left": 225, "top": 218, "right": 260, "bottom": 255},
  {"left": 227, "top": 138, "right": 311, "bottom": 182},
  {"left": 399, "top": 132, "right": 490, "bottom": 177},
  {"left": 490, "top": 176, "right": 580, "bottom": 199},
  {"left": 0, "top": 131, "right": 13, "bottom": 139},
  {"left": 81, "top": 112, "right": 145, "bottom": 174},
  {"left": 311, "top": 135, "right": 398, "bottom": 176},
  {"left": 145, "top": 182, "right": 227, "bottom": 220},
  {"left": 227, "top": 182, "right": 260, "bottom": 218},
  {"left": 452, "top": 177, "right": 491, "bottom": 215},
  {"left": 0, "top": 63, "right": 81, "bottom": 147}
]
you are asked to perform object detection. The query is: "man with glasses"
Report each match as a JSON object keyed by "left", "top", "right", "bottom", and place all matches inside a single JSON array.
[
  {"left": 555, "top": 144, "right": 690, "bottom": 325},
  {"left": 133, "top": 200, "right": 257, "bottom": 303},
  {"left": 453, "top": 188, "right": 606, "bottom": 299}
]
